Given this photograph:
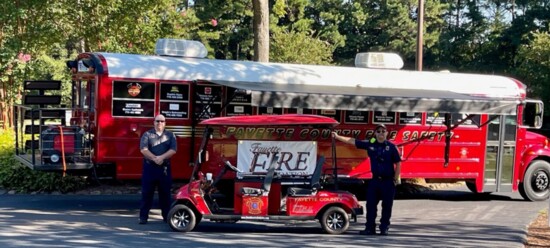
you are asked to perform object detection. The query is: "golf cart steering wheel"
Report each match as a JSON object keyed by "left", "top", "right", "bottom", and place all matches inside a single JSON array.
[{"left": 223, "top": 159, "right": 242, "bottom": 173}]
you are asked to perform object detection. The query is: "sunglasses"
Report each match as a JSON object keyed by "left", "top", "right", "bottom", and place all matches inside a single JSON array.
[
  {"left": 376, "top": 130, "right": 387, "bottom": 134},
  {"left": 155, "top": 120, "right": 165, "bottom": 123}
]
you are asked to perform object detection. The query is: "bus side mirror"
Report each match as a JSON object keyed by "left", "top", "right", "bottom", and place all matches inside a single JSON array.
[{"left": 521, "top": 100, "right": 544, "bottom": 129}]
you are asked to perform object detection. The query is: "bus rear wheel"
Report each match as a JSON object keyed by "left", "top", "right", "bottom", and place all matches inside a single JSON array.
[
  {"left": 520, "top": 160, "right": 550, "bottom": 201},
  {"left": 465, "top": 181, "right": 492, "bottom": 196},
  {"left": 465, "top": 181, "right": 478, "bottom": 193}
]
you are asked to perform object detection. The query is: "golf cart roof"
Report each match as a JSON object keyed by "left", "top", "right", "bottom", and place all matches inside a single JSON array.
[{"left": 199, "top": 114, "right": 339, "bottom": 127}]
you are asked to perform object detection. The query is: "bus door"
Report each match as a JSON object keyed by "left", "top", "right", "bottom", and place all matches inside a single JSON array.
[
  {"left": 484, "top": 115, "right": 517, "bottom": 192},
  {"left": 72, "top": 77, "right": 95, "bottom": 136}
]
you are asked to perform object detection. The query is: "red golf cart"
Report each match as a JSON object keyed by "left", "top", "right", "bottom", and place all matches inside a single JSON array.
[{"left": 167, "top": 114, "right": 363, "bottom": 234}]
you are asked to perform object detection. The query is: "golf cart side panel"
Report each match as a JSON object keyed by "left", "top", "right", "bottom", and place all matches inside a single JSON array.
[
  {"left": 286, "top": 191, "right": 358, "bottom": 216},
  {"left": 234, "top": 181, "right": 282, "bottom": 215}
]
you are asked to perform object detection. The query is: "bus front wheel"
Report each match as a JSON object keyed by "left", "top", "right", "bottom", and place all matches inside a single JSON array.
[{"left": 520, "top": 160, "right": 550, "bottom": 201}]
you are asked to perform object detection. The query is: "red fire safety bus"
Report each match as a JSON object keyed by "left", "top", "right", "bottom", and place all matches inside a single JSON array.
[{"left": 13, "top": 39, "right": 549, "bottom": 201}]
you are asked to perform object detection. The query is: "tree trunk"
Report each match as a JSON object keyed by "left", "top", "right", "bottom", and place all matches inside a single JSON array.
[
  {"left": 456, "top": 0, "right": 461, "bottom": 27},
  {"left": 0, "top": 80, "right": 5, "bottom": 129},
  {"left": 253, "top": 0, "right": 269, "bottom": 62}
]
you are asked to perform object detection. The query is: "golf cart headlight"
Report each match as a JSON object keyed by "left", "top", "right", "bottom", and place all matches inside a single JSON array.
[{"left": 51, "top": 154, "right": 60, "bottom": 163}]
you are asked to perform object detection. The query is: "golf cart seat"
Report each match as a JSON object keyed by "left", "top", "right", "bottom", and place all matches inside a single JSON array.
[
  {"left": 287, "top": 156, "right": 325, "bottom": 197},
  {"left": 241, "top": 159, "right": 277, "bottom": 196}
]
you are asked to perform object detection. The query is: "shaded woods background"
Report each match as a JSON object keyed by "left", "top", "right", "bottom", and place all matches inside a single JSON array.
[{"left": 1, "top": 0, "right": 550, "bottom": 128}]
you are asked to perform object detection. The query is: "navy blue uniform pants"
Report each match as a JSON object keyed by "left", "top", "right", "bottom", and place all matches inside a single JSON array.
[
  {"left": 365, "top": 178, "right": 396, "bottom": 231},
  {"left": 140, "top": 160, "right": 172, "bottom": 221}
]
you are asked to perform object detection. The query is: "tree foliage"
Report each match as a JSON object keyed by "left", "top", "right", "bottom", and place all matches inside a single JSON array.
[
  {"left": 515, "top": 31, "right": 550, "bottom": 105},
  {"left": 270, "top": 30, "right": 333, "bottom": 64},
  {"left": 2, "top": 0, "right": 550, "bottom": 192},
  {"left": 0, "top": 0, "right": 550, "bottom": 128}
]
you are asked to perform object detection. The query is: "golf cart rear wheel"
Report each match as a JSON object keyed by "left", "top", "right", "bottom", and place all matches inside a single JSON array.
[
  {"left": 168, "top": 204, "right": 196, "bottom": 232},
  {"left": 320, "top": 206, "right": 349, "bottom": 234}
]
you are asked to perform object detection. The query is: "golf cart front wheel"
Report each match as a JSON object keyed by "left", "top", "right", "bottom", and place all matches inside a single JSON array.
[
  {"left": 168, "top": 204, "right": 196, "bottom": 232},
  {"left": 320, "top": 206, "right": 349, "bottom": 234}
]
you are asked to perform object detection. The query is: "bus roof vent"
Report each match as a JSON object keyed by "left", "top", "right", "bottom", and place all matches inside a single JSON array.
[
  {"left": 355, "top": 52, "right": 404, "bottom": 70},
  {"left": 155, "top": 39, "right": 207, "bottom": 58}
]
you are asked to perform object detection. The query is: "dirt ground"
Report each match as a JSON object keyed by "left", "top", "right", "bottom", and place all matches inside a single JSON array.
[{"left": 524, "top": 210, "right": 550, "bottom": 247}]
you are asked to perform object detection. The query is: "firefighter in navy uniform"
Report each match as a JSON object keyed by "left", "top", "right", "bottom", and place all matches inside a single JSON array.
[
  {"left": 139, "top": 114, "right": 177, "bottom": 224},
  {"left": 332, "top": 124, "right": 401, "bottom": 235}
]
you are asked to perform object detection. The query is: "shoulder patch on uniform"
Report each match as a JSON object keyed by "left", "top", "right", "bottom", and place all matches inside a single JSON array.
[{"left": 370, "top": 138, "right": 376, "bottom": 143}]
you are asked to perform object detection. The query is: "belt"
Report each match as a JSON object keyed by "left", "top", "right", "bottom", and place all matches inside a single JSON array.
[
  {"left": 144, "top": 158, "right": 168, "bottom": 167},
  {"left": 372, "top": 176, "right": 394, "bottom": 180}
]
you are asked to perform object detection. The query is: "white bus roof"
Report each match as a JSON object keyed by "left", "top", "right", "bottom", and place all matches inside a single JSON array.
[{"left": 96, "top": 52, "right": 524, "bottom": 115}]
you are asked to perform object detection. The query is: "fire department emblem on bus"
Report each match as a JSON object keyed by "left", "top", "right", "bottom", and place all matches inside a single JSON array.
[
  {"left": 127, "top": 83, "right": 142, "bottom": 97},
  {"left": 245, "top": 197, "right": 263, "bottom": 215}
]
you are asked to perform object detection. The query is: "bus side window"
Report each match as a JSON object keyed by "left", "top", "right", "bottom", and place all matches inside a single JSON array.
[
  {"left": 88, "top": 80, "right": 95, "bottom": 111},
  {"left": 77, "top": 80, "right": 94, "bottom": 111},
  {"left": 504, "top": 116, "right": 517, "bottom": 141},
  {"left": 78, "top": 80, "right": 87, "bottom": 108},
  {"left": 487, "top": 115, "right": 500, "bottom": 141},
  {"left": 488, "top": 115, "right": 517, "bottom": 141}
]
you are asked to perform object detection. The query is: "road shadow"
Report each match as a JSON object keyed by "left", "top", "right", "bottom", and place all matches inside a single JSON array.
[{"left": 0, "top": 194, "right": 532, "bottom": 248}]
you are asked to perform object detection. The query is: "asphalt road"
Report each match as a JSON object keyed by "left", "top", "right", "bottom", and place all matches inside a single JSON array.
[{"left": 0, "top": 185, "right": 547, "bottom": 248}]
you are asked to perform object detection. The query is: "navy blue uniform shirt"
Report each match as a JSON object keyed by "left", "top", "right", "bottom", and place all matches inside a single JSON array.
[
  {"left": 355, "top": 139, "right": 401, "bottom": 178},
  {"left": 140, "top": 129, "right": 177, "bottom": 163}
]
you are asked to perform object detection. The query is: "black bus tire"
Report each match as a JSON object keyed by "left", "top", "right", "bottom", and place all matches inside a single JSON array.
[
  {"left": 465, "top": 181, "right": 492, "bottom": 195},
  {"left": 520, "top": 160, "right": 550, "bottom": 201},
  {"left": 465, "top": 181, "right": 477, "bottom": 193}
]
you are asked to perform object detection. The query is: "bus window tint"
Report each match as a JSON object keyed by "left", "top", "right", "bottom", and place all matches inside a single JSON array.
[
  {"left": 487, "top": 115, "right": 517, "bottom": 141},
  {"left": 452, "top": 113, "right": 480, "bottom": 126},
  {"left": 88, "top": 80, "right": 95, "bottom": 111},
  {"left": 78, "top": 80, "right": 88, "bottom": 108},
  {"left": 504, "top": 115, "right": 517, "bottom": 141},
  {"left": 487, "top": 115, "right": 500, "bottom": 141}
]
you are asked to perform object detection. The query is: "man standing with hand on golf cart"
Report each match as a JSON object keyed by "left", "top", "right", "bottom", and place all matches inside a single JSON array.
[{"left": 332, "top": 124, "right": 401, "bottom": 236}]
